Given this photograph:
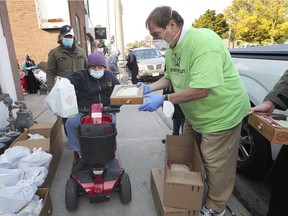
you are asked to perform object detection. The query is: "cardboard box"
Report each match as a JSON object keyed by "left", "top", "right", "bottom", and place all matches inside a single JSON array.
[
  {"left": 151, "top": 168, "right": 199, "bottom": 216},
  {"left": 164, "top": 135, "right": 204, "bottom": 210},
  {"left": 248, "top": 112, "right": 288, "bottom": 145},
  {"left": 37, "top": 188, "right": 52, "bottom": 216},
  {"left": 11, "top": 127, "right": 51, "bottom": 152},
  {"left": 10, "top": 117, "right": 64, "bottom": 188},
  {"left": 110, "top": 84, "right": 143, "bottom": 105},
  {"left": 41, "top": 117, "right": 64, "bottom": 188}
]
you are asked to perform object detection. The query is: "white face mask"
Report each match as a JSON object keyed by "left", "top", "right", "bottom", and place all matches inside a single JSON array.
[
  {"left": 97, "top": 48, "right": 104, "bottom": 52},
  {"left": 154, "top": 39, "right": 170, "bottom": 50},
  {"left": 90, "top": 69, "right": 104, "bottom": 79},
  {"left": 154, "top": 24, "right": 181, "bottom": 50}
]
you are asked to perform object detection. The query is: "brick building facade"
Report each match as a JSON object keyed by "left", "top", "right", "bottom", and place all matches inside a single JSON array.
[{"left": 6, "top": 0, "right": 93, "bottom": 70}]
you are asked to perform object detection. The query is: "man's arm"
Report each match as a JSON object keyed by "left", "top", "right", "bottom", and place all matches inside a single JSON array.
[
  {"left": 46, "top": 51, "right": 57, "bottom": 91},
  {"left": 149, "top": 76, "right": 210, "bottom": 104},
  {"left": 149, "top": 76, "right": 171, "bottom": 92},
  {"left": 169, "top": 88, "right": 210, "bottom": 104}
]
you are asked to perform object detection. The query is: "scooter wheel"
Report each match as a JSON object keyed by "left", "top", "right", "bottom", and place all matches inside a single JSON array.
[
  {"left": 119, "top": 172, "right": 132, "bottom": 204},
  {"left": 65, "top": 178, "right": 79, "bottom": 211}
]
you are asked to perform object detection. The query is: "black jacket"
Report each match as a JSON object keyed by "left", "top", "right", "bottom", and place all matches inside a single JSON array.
[{"left": 67, "top": 69, "right": 120, "bottom": 110}]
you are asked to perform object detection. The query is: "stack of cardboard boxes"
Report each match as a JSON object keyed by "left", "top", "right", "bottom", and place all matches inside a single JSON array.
[
  {"left": 9, "top": 117, "right": 64, "bottom": 216},
  {"left": 150, "top": 135, "right": 205, "bottom": 216}
]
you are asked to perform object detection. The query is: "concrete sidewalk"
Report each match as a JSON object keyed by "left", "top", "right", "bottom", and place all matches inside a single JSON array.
[{"left": 23, "top": 92, "right": 252, "bottom": 216}]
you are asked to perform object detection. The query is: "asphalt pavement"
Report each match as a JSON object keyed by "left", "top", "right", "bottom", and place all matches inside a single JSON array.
[{"left": 22, "top": 78, "right": 252, "bottom": 216}]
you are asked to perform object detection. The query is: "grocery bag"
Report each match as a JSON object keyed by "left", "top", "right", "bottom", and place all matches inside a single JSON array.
[
  {"left": 44, "top": 78, "right": 78, "bottom": 118},
  {"left": 0, "top": 180, "right": 37, "bottom": 214}
]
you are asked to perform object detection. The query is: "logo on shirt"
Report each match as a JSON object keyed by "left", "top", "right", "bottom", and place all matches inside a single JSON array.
[
  {"left": 172, "top": 53, "right": 181, "bottom": 67},
  {"left": 170, "top": 53, "right": 185, "bottom": 75}
]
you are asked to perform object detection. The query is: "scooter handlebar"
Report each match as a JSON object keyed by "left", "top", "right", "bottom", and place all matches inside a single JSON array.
[
  {"left": 78, "top": 106, "right": 120, "bottom": 114},
  {"left": 103, "top": 106, "right": 121, "bottom": 113}
]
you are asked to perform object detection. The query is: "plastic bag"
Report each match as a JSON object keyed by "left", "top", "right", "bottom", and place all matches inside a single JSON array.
[
  {"left": 16, "top": 194, "right": 41, "bottom": 216},
  {"left": 44, "top": 77, "right": 78, "bottom": 118},
  {"left": 0, "top": 146, "right": 31, "bottom": 169},
  {"left": 23, "top": 166, "right": 48, "bottom": 187},
  {"left": 0, "top": 168, "right": 24, "bottom": 187},
  {"left": 27, "top": 133, "right": 46, "bottom": 140},
  {"left": 0, "top": 180, "right": 37, "bottom": 214},
  {"left": 18, "top": 148, "right": 52, "bottom": 170}
]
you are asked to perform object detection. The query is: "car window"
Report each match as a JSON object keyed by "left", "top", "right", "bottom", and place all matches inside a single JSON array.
[{"left": 133, "top": 49, "right": 163, "bottom": 60}]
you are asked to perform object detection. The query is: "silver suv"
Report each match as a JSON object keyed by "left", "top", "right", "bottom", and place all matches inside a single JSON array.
[
  {"left": 132, "top": 47, "right": 165, "bottom": 82},
  {"left": 230, "top": 44, "right": 288, "bottom": 177}
]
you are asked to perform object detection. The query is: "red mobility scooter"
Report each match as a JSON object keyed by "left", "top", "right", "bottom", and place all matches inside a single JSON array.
[{"left": 65, "top": 103, "right": 132, "bottom": 211}]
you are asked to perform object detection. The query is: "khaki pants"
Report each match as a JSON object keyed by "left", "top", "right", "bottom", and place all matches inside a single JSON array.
[{"left": 183, "top": 121, "right": 241, "bottom": 212}]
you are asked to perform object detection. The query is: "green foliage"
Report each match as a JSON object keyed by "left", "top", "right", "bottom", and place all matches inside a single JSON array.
[
  {"left": 224, "top": 0, "right": 288, "bottom": 44},
  {"left": 193, "top": 10, "right": 229, "bottom": 38},
  {"left": 126, "top": 40, "right": 147, "bottom": 48}
]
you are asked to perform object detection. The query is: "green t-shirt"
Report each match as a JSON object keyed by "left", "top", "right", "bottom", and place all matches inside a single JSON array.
[{"left": 165, "top": 27, "right": 250, "bottom": 133}]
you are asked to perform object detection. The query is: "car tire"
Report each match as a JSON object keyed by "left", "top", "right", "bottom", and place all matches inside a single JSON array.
[{"left": 237, "top": 116, "right": 272, "bottom": 177}]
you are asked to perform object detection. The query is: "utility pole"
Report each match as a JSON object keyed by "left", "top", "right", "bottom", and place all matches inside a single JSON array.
[
  {"left": 106, "top": 0, "right": 111, "bottom": 54},
  {"left": 114, "top": 0, "right": 125, "bottom": 60}
]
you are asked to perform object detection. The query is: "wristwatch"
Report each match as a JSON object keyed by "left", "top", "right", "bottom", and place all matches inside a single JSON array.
[{"left": 163, "top": 94, "right": 170, "bottom": 101}]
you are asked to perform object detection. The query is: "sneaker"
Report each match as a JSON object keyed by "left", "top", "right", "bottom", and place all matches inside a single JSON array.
[
  {"left": 200, "top": 206, "right": 226, "bottom": 216},
  {"left": 73, "top": 151, "right": 79, "bottom": 165},
  {"left": 72, "top": 152, "right": 86, "bottom": 172},
  {"left": 72, "top": 158, "right": 86, "bottom": 172}
]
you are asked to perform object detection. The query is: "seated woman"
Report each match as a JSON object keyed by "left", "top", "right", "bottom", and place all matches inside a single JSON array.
[{"left": 65, "top": 52, "right": 120, "bottom": 172}]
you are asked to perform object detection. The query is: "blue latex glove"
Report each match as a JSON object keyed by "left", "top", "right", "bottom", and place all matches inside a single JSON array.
[
  {"left": 138, "top": 93, "right": 163, "bottom": 112},
  {"left": 137, "top": 82, "right": 150, "bottom": 95}
]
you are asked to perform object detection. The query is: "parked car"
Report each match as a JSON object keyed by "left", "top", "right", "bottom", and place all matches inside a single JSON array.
[
  {"left": 230, "top": 44, "right": 288, "bottom": 176},
  {"left": 132, "top": 47, "right": 165, "bottom": 82},
  {"left": 237, "top": 43, "right": 260, "bottom": 48}
]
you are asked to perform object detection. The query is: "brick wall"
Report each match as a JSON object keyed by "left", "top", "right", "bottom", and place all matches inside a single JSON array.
[
  {"left": 6, "top": 0, "right": 87, "bottom": 71},
  {"left": 69, "top": 0, "right": 88, "bottom": 55}
]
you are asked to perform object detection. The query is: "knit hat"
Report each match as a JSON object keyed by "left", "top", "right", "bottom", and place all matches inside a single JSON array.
[
  {"left": 60, "top": 25, "right": 74, "bottom": 36},
  {"left": 87, "top": 52, "right": 107, "bottom": 68}
]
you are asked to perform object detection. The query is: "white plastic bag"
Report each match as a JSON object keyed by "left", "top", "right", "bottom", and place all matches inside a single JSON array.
[
  {"left": 18, "top": 148, "right": 52, "bottom": 170},
  {"left": 0, "top": 146, "right": 31, "bottom": 169},
  {"left": 16, "top": 194, "right": 41, "bottom": 216},
  {"left": 27, "top": 133, "right": 46, "bottom": 140},
  {"left": 0, "top": 168, "right": 24, "bottom": 187},
  {"left": 44, "top": 77, "right": 78, "bottom": 117},
  {"left": 23, "top": 166, "right": 48, "bottom": 187},
  {"left": 0, "top": 180, "right": 37, "bottom": 214}
]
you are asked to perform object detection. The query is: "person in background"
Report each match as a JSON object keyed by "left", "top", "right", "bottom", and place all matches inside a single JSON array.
[
  {"left": 22, "top": 55, "right": 40, "bottom": 94},
  {"left": 46, "top": 25, "right": 87, "bottom": 135},
  {"left": 107, "top": 50, "right": 121, "bottom": 76},
  {"left": 163, "top": 86, "right": 185, "bottom": 135},
  {"left": 46, "top": 25, "right": 87, "bottom": 91},
  {"left": 18, "top": 63, "right": 27, "bottom": 94},
  {"left": 249, "top": 69, "right": 288, "bottom": 216},
  {"left": 65, "top": 52, "right": 120, "bottom": 172},
  {"left": 138, "top": 6, "right": 250, "bottom": 216},
  {"left": 162, "top": 86, "right": 185, "bottom": 143},
  {"left": 126, "top": 48, "right": 139, "bottom": 84}
]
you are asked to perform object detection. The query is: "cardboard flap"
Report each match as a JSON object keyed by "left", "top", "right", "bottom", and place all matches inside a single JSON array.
[
  {"left": 166, "top": 135, "right": 205, "bottom": 177},
  {"left": 166, "top": 170, "right": 203, "bottom": 186}
]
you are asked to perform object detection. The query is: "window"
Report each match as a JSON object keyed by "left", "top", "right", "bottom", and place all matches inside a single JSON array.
[{"left": 75, "top": 16, "right": 81, "bottom": 45}]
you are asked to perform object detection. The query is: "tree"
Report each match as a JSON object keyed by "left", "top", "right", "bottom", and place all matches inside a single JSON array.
[
  {"left": 192, "top": 10, "right": 229, "bottom": 38},
  {"left": 224, "top": 0, "right": 288, "bottom": 45}
]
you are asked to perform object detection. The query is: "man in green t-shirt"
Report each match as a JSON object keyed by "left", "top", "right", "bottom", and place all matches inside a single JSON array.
[{"left": 139, "top": 6, "right": 250, "bottom": 216}]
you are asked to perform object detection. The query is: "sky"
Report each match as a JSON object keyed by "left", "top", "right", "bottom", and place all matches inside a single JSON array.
[{"left": 89, "top": 0, "right": 233, "bottom": 46}]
